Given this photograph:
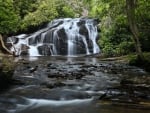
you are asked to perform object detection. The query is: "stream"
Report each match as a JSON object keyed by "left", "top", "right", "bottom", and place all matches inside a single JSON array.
[{"left": 0, "top": 56, "right": 150, "bottom": 113}]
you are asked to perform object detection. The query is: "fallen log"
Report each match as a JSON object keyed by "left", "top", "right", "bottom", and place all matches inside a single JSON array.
[{"left": 0, "top": 34, "right": 19, "bottom": 57}]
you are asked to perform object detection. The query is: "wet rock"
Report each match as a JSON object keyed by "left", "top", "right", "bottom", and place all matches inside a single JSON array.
[
  {"left": 75, "top": 73, "right": 85, "bottom": 79},
  {"left": 7, "top": 18, "right": 100, "bottom": 56},
  {"left": 29, "top": 66, "right": 38, "bottom": 73},
  {"left": 38, "top": 45, "right": 52, "bottom": 56},
  {"left": 2, "top": 57, "right": 149, "bottom": 113},
  {"left": 20, "top": 44, "right": 30, "bottom": 55},
  {"left": 120, "top": 79, "right": 134, "bottom": 85},
  {"left": 98, "top": 93, "right": 107, "bottom": 100},
  {"left": 79, "top": 69, "right": 88, "bottom": 73},
  {"left": 47, "top": 63, "right": 52, "bottom": 67},
  {"left": 45, "top": 82, "right": 66, "bottom": 89}
]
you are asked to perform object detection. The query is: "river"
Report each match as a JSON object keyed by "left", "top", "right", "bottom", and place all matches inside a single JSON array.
[{"left": 0, "top": 56, "right": 150, "bottom": 113}]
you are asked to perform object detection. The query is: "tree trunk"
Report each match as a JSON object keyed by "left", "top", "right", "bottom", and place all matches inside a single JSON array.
[
  {"left": 126, "top": 0, "right": 144, "bottom": 59},
  {"left": 0, "top": 34, "right": 13, "bottom": 55}
]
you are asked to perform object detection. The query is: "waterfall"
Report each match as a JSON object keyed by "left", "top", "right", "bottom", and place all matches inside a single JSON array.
[
  {"left": 85, "top": 19, "right": 100, "bottom": 54},
  {"left": 7, "top": 18, "right": 100, "bottom": 56}
]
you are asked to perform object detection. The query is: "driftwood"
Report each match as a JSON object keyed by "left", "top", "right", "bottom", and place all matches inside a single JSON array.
[
  {"left": 0, "top": 34, "right": 13, "bottom": 55},
  {"left": 8, "top": 36, "right": 18, "bottom": 55}
]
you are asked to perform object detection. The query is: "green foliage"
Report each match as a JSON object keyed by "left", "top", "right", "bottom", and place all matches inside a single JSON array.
[
  {"left": 129, "top": 52, "right": 150, "bottom": 72},
  {"left": 21, "top": 0, "right": 76, "bottom": 30},
  {"left": 86, "top": 0, "right": 150, "bottom": 57},
  {"left": 21, "top": 0, "right": 58, "bottom": 29},
  {"left": 55, "top": 0, "right": 75, "bottom": 18},
  {"left": 13, "top": 0, "right": 38, "bottom": 19},
  {"left": 136, "top": 0, "right": 150, "bottom": 51},
  {"left": 0, "top": 0, "right": 76, "bottom": 34},
  {"left": 99, "top": 14, "right": 134, "bottom": 57},
  {"left": 0, "top": 0, "right": 20, "bottom": 34}
]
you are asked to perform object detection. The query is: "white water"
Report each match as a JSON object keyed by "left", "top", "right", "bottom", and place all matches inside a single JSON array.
[
  {"left": 81, "top": 35, "right": 90, "bottom": 55},
  {"left": 8, "top": 18, "right": 100, "bottom": 56},
  {"left": 8, "top": 98, "right": 93, "bottom": 113},
  {"left": 85, "top": 19, "right": 100, "bottom": 54},
  {"left": 29, "top": 46, "right": 40, "bottom": 56}
]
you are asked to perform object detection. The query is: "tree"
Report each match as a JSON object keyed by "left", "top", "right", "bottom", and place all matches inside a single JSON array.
[
  {"left": 0, "top": 34, "right": 13, "bottom": 55},
  {"left": 13, "top": 0, "right": 38, "bottom": 19},
  {"left": 126, "top": 0, "right": 144, "bottom": 59},
  {"left": 55, "top": 0, "right": 75, "bottom": 18},
  {"left": 21, "top": 0, "right": 58, "bottom": 29},
  {"left": 0, "top": 0, "right": 20, "bottom": 34},
  {"left": 21, "top": 0, "right": 76, "bottom": 30},
  {"left": 84, "top": 0, "right": 149, "bottom": 57}
]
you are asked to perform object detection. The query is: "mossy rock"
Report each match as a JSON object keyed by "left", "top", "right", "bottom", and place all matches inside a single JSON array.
[
  {"left": 0, "top": 57, "right": 15, "bottom": 90},
  {"left": 129, "top": 56, "right": 150, "bottom": 72}
]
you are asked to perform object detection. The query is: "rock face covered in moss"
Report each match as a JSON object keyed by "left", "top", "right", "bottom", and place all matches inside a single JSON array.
[
  {"left": 129, "top": 55, "right": 150, "bottom": 72},
  {"left": 0, "top": 57, "right": 15, "bottom": 90}
]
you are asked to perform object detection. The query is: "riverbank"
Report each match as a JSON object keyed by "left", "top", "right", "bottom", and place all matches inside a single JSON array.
[
  {"left": 0, "top": 52, "right": 150, "bottom": 72},
  {"left": 99, "top": 52, "right": 150, "bottom": 72}
]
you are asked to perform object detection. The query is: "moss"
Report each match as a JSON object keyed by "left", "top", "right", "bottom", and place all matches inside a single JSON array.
[
  {"left": 1, "top": 57, "right": 15, "bottom": 72},
  {"left": 96, "top": 52, "right": 150, "bottom": 71},
  {"left": 143, "top": 53, "right": 150, "bottom": 62},
  {"left": 0, "top": 56, "right": 16, "bottom": 90},
  {"left": 129, "top": 52, "right": 150, "bottom": 72}
]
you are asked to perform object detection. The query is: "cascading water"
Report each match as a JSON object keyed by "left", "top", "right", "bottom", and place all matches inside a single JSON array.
[{"left": 7, "top": 18, "right": 100, "bottom": 56}]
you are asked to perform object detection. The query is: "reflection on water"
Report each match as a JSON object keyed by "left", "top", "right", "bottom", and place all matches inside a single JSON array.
[{"left": 15, "top": 56, "right": 100, "bottom": 64}]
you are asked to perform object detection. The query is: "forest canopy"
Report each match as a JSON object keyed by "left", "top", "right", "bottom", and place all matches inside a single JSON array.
[{"left": 0, "top": 0, "right": 149, "bottom": 57}]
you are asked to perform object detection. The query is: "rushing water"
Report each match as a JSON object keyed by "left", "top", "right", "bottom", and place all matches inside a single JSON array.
[
  {"left": 7, "top": 18, "right": 100, "bottom": 56},
  {"left": 0, "top": 56, "right": 150, "bottom": 113}
]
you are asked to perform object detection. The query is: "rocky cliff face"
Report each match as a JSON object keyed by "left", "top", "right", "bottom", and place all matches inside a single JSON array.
[{"left": 7, "top": 18, "right": 100, "bottom": 56}]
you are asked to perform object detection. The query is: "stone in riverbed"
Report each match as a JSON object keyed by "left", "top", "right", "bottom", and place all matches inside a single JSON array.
[{"left": 45, "top": 81, "right": 66, "bottom": 89}]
